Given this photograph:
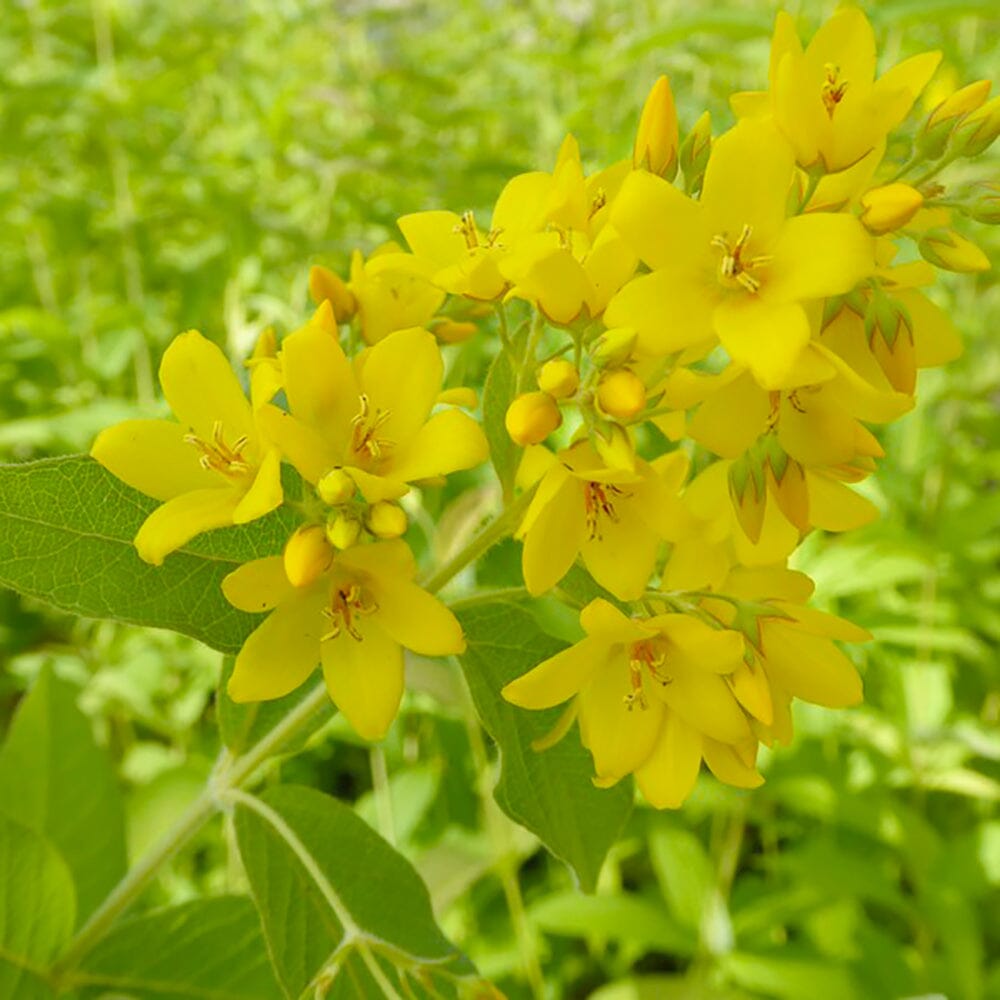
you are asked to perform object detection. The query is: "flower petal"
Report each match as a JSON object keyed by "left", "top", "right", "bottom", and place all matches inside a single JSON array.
[
  {"left": 256, "top": 406, "right": 334, "bottom": 485},
  {"left": 159, "top": 330, "right": 255, "bottom": 445},
  {"left": 580, "top": 598, "right": 651, "bottom": 643},
  {"left": 370, "top": 577, "right": 465, "bottom": 656},
  {"left": 232, "top": 447, "right": 283, "bottom": 523},
  {"left": 502, "top": 636, "right": 612, "bottom": 710},
  {"left": 714, "top": 298, "right": 810, "bottom": 390},
  {"left": 657, "top": 616, "right": 745, "bottom": 674},
  {"left": 344, "top": 466, "right": 409, "bottom": 503},
  {"left": 521, "top": 476, "right": 587, "bottom": 595},
  {"left": 702, "top": 738, "right": 764, "bottom": 789},
  {"left": 581, "top": 511, "right": 661, "bottom": 602},
  {"left": 654, "top": 667, "right": 752, "bottom": 743},
  {"left": 761, "top": 622, "right": 863, "bottom": 707},
  {"left": 134, "top": 488, "right": 241, "bottom": 565},
  {"left": 634, "top": 713, "right": 702, "bottom": 809},
  {"left": 92, "top": 419, "right": 218, "bottom": 500},
  {"left": 387, "top": 408, "right": 488, "bottom": 483},
  {"left": 223, "top": 556, "right": 296, "bottom": 613},
  {"left": 228, "top": 587, "right": 325, "bottom": 701},
  {"left": 320, "top": 622, "right": 404, "bottom": 741}
]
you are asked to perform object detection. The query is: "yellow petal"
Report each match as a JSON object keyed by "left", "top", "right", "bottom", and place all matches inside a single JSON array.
[
  {"left": 222, "top": 556, "right": 296, "bottom": 613},
  {"left": 387, "top": 408, "right": 488, "bottom": 483},
  {"left": 232, "top": 447, "right": 283, "bottom": 523},
  {"left": 654, "top": 667, "right": 752, "bottom": 743},
  {"left": 656, "top": 616, "right": 745, "bottom": 674},
  {"left": 370, "top": 577, "right": 465, "bottom": 656},
  {"left": 580, "top": 598, "right": 650, "bottom": 643},
  {"left": 761, "top": 622, "right": 863, "bottom": 707},
  {"left": 491, "top": 171, "right": 552, "bottom": 241},
  {"left": 580, "top": 510, "right": 660, "bottom": 602},
  {"left": 774, "top": 602, "right": 871, "bottom": 643},
  {"left": 159, "top": 330, "right": 255, "bottom": 445},
  {"left": 804, "top": 7, "right": 876, "bottom": 89},
  {"left": 321, "top": 622, "right": 403, "bottom": 741},
  {"left": 92, "top": 419, "right": 218, "bottom": 501},
  {"left": 521, "top": 476, "right": 587, "bottom": 595},
  {"left": 502, "top": 636, "right": 613, "bottom": 710},
  {"left": 714, "top": 298, "right": 810, "bottom": 389},
  {"left": 344, "top": 466, "right": 409, "bottom": 503},
  {"left": 397, "top": 210, "right": 465, "bottom": 267},
  {"left": 228, "top": 587, "right": 325, "bottom": 701},
  {"left": 899, "top": 289, "right": 962, "bottom": 368},
  {"left": 335, "top": 538, "right": 417, "bottom": 581},
  {"left": 256, "top": 406, "right": 333, "bottom": 485},
  {"left": 729, "top": 660, "right": 773, "bottom": 726},
  {"left": 688, "top": 372, "right": 770, "bottom": 458},
  {"left": 634, "top": 713, "right": 702, "bottom": 809},
  {"left": 134, "top": 488, "right": 241, "bottom": 565},
  {"left": 702, "top": 738, "right": 764, "bottom": 789},
  {"left": 806, "top": 473, "right": 879, "bottom": 532}
]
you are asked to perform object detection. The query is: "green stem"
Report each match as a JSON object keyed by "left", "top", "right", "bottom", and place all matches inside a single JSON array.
[
  {"left": 495, "top": 302, "right": 512, "bottom": 353},
  {"left": 52, "top": 681, "right": 331, "bottom": 981},
  {"left": 797, "top": 168, "right": 824, "bottom": 213},
  {"left": 420, "top": 487, "right": 535, "bottom": 596},
  {"left": 516, "top": 310, "right": 547, "bottom": 393}
]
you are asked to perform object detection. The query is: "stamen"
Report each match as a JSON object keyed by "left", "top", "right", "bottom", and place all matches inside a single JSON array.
[
  {"left": 583, "top": 481, "right": 626, "bottom": 541},
  {"left": 320, "top": 583, "right": 379, "bottom": 643},
  {"left": 350, "top": 394, "right": 393, "bottom": 461},
  {"left": 589, "top": 189, "right": 607, "bottom": 220},
  {"left": 711, "top": 224, "right": 772, "bottom": 295},
  {"left": 821, "top": 63, "right": 848, "bottom": 117},
  {"left": 184, "top": 422, "right": 252, "bottom": 479},
  {"left": 453, "top": 210, "right": 479, "bottom": 250},
  {"left": 624, "top": 640, "right": 671, "bottom": 711}
]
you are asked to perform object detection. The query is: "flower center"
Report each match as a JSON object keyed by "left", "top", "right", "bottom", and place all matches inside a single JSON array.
[
  {"left": 711, "top": 223, "right": 772, "bottom": 294},
  {"left": 583, "top": 481, "right": 625, "bottom": 540},
  {"left": 624, "top": 639, "right": 670, "bottom": 711},
  {"left": 454, "top": 210, "right": 503, "bottom": 250},
  {"left": 821, "top": 63, "right": 848, "bottom": 118},
  {"left": 320, "top": 582, "right": 378, "bottom": 642},
  {"left": 184, "top": 420, "right": 250, "bottom": 480},
  {"left": 350, "top": 394, "right": 393, "bottom": 462}
]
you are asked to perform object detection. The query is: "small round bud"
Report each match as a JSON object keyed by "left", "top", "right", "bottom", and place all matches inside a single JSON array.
[
  {"left": 597, "top": 369, "right": 647, "bottom": 420},
  {"left": 431, "top": 319, "right": 477, "bottom": 344},
  {"left": 367, "top": 502, "right": 408, "bottom": 539},
  {"left": 590, "top": 327, "right": 637, "bottom": 368},
  {"left": 537, "top": 359, "right": 579, "bottom": 399},
  {"left": 309, "top": 264, "right": 357, "bottom": 322},
  {"left": 318, "top": 468, "right": 356, "bottom": 506},
  {"left": 326, "top": 513, "right": 362, "bottom": 550},
  {"left": 504, "top": 392, "right": 562, "bottom": 446},
  {"left": 859, "top": 183, "right": 924, "bottom": 235},
  {"left": 283, "top": 524, "right": 334, "bottom": 588}
]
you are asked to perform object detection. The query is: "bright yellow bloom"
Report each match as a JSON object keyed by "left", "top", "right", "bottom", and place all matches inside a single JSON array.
[
  {"left": 732, "top": 8, "right": 940, "bottom": 172},
  {"left": 606, "top": 121, "right": 875, "bottom": 388},
  {"left": 502, "top": 598, "right": 748, "bottom": 793},
  {"left": 517, "top": 443, "right": 689, "bottom": 600},
  {"left": 258, "top": 304, "right": 488, "bottom": 505},
  {"left": 92, "top": 330, "right": 282, "bottom": 565},
  {"left": 347, "top": 244, "right": 444, "bottom": 344},
  {"left": 225, "top": 541, "right": 464, "bottom": 740}
]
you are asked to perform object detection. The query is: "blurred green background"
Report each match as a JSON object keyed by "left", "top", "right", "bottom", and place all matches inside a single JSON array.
[{"left": 1, "top": 0, "right": 998, "bottom": 997}]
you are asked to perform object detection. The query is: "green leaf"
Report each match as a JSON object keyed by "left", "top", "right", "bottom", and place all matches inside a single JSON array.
[
  {"left": 481, "top": 347, "right": 521, "bottom": 502},
  {"left": 0, "top": 667, "right": 126, "bottom": 926},
  {"left": 720, "top": 952, "right": 860, "bottom": 1000},
  {"left": 232, "top": 785, "right": 479, "bottom": 1000},
  {"left": 217, "top": 658, "right": 334, "bottom": 755},
  {"left": 0, "top": 814, "right": 76, "bottom": 1000},
  {"left": 455, "top": 601, "right": 633, "bottom": 892},
  {"left": 74, "top": 896, "right": 282, "bottom": 1000},
  {"left": 648, "top": 826, "right": 723, "bottom": 937},
  {"left": 0, "top": 456, "right": 296, "bottom": 654}
]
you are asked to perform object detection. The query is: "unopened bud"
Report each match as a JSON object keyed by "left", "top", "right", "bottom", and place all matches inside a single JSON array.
[
  {"left": 309, "top": 264, "right": 357, "bottom": 322},
  {"left": 537, "top": 358, "right": 579, "bottom": 399},
  {"left": 505, "top": 392, "right": 562, "bottom": 446},
  {"left": 597, "top": 369, "right": 647, "bottom": 420},
  {"left": 864, "top": 290, "right": 913, "bottom": 350},
  {"left": 952, "top": 96, "right": 1000, "bottom": 158},
  {"left": 920, "top": 80, "right": 992, "bottom": 159},
  {"left": 966, "top": 183, "right": 1000, "bottom": 225},
  {"left": 431, "top": 319, "right": 477, "bottom": 344},
  {"left": 633, "top": 76, "right": 679, "bottom": 180},
  {"left": 590, "top": 326, "right": 637, "bottom": 368},
  {"left": 317, "top": 468, "right": 356, "bottom": 506},
  {"left": 918, "top": 228, "right": 991, "bottom": 272},
  {"left": 326, "top": 513, "right": 362, "bottom": 550},
  {"left": 679, "top": 111, "right": 712, "bottom": 195},
  {"left": 283, "top": 524, "right": 333, "bottom": 588},
  {"left": 859, "top": 183, "right": 924, "bottom": 234},
  {"left": 437, "top": 387, "right": 478, "bottom": 408},
  {"left": 367, "top": 501, "right": 408, "bottom": 539}
]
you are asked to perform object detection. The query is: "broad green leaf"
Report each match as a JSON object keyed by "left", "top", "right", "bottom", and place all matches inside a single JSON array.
[
  {"left": 232, "top": 785, "right": 479, "bottom": 1000},
  {"left": 529, "top": 892, "right": 695, "bottom": 955},
  {"left": 455, "top": 601, "right": 633, "bottom": 892},
  {"left": 0, "top": 456, "right": 296, "bottom": 654},
  {"left": 720, "top": 952, "right": 859, "bottom": 1000},
  {"left": 481, "top": 347, "right": 521, "bottom": 501},
  {"left": 74, "top": 896, "right": 282, "bottom": 1000},
  {"left": 0, "top": 667, "right": 125, "bottom": 925},
  {"left": 216, "top": 659, "right": 334, "bottom": 755},
  {"left": 0, "top": 814, "right": 75, "bottom": 1000}
]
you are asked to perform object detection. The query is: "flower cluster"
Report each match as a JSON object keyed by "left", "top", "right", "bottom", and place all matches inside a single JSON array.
[{"left": 92, "top": 6, "right": 996, "bottom": 805}]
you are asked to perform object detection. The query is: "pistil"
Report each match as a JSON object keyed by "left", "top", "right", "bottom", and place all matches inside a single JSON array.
[{"left": 320, "top": 583, "right": 378, "bottom": 642}]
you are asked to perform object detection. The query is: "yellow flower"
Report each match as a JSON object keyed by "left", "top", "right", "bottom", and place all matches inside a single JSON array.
[
  {"left": 606, "top": 121, "right": 875, "bottom": 388},
  {"left": 502, "top": 598, "right": 748, "bottom": 793},
  {"left": 92, "top": 330, "right": 283, "bottom": 565},
  {"left": 224, "top": 540, "right": 464, "bottom": 740},
  {"left": 258, "top": 304, "right": 488, "bottom": 505},
  {"left": 517, "top": 442, "right": 689, "bottom": 600},
  {"left": 731, "top": 7, "right": 940, "bottom": 172}
]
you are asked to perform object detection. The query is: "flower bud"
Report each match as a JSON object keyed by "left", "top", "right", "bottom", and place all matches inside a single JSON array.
[
  {"left": 431, "top": 319, "right": 477, "bottom": 344},
  {"left": 966, "top": 183, "right": 1000, "bottom": 225},
  {"left": 633, "top": 76, "right": 679, "bottom": 179},
  {"left": 952, "top": 95, "right": 1000, "bottom": 158},
  {"left": 597, "top": 369, "right": 647, "bottom": 420},
  {"left": 283, "top": 524, "right": 334, "bottom": 588},
  {"left": 326, "top": 513, "right": 362, "bottom": 550},
  {"left": 309, "top": 264, "right": 357, "bottom": 322},
  {"left": 919, "top": 80, "right": 992, "bottom": 158},
  {"left": 678, "top": 111, "right": 712, "bottom": 195},
  {"left": 504, "top": 392, "right": 562, "bottom": 446},
  {"left": 590, "top": 326, "right": 637, "bottom": 368},
  {"left": 864, "top": 290, "right": 912, "bottom": 351},
  {"left": 537, "top": 359, "right": 579, "bottom": 399},
  {"left": 367, "top": 501, "right": 408, "bottom": 539},
  {"left": 918, "top": 228, "right": 991, "bottom": 272},
  {"left": 317, "top": 468, "right": 356, "bottom": 506},
  {"left": 859, "top": 183, "right": 924, "bottom": 234}
]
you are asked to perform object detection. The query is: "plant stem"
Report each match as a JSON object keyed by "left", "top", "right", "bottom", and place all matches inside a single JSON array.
[{"left": 516, "top": 311, "right": 547, "bottom": 392}]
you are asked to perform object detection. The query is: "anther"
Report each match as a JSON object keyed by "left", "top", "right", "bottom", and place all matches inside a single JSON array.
[
  {"left": 351, "top": 394, "right": 393, "bottom": 461},
  {"left": 453, "top": 210, "right": 479, "bottom": 250}
]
